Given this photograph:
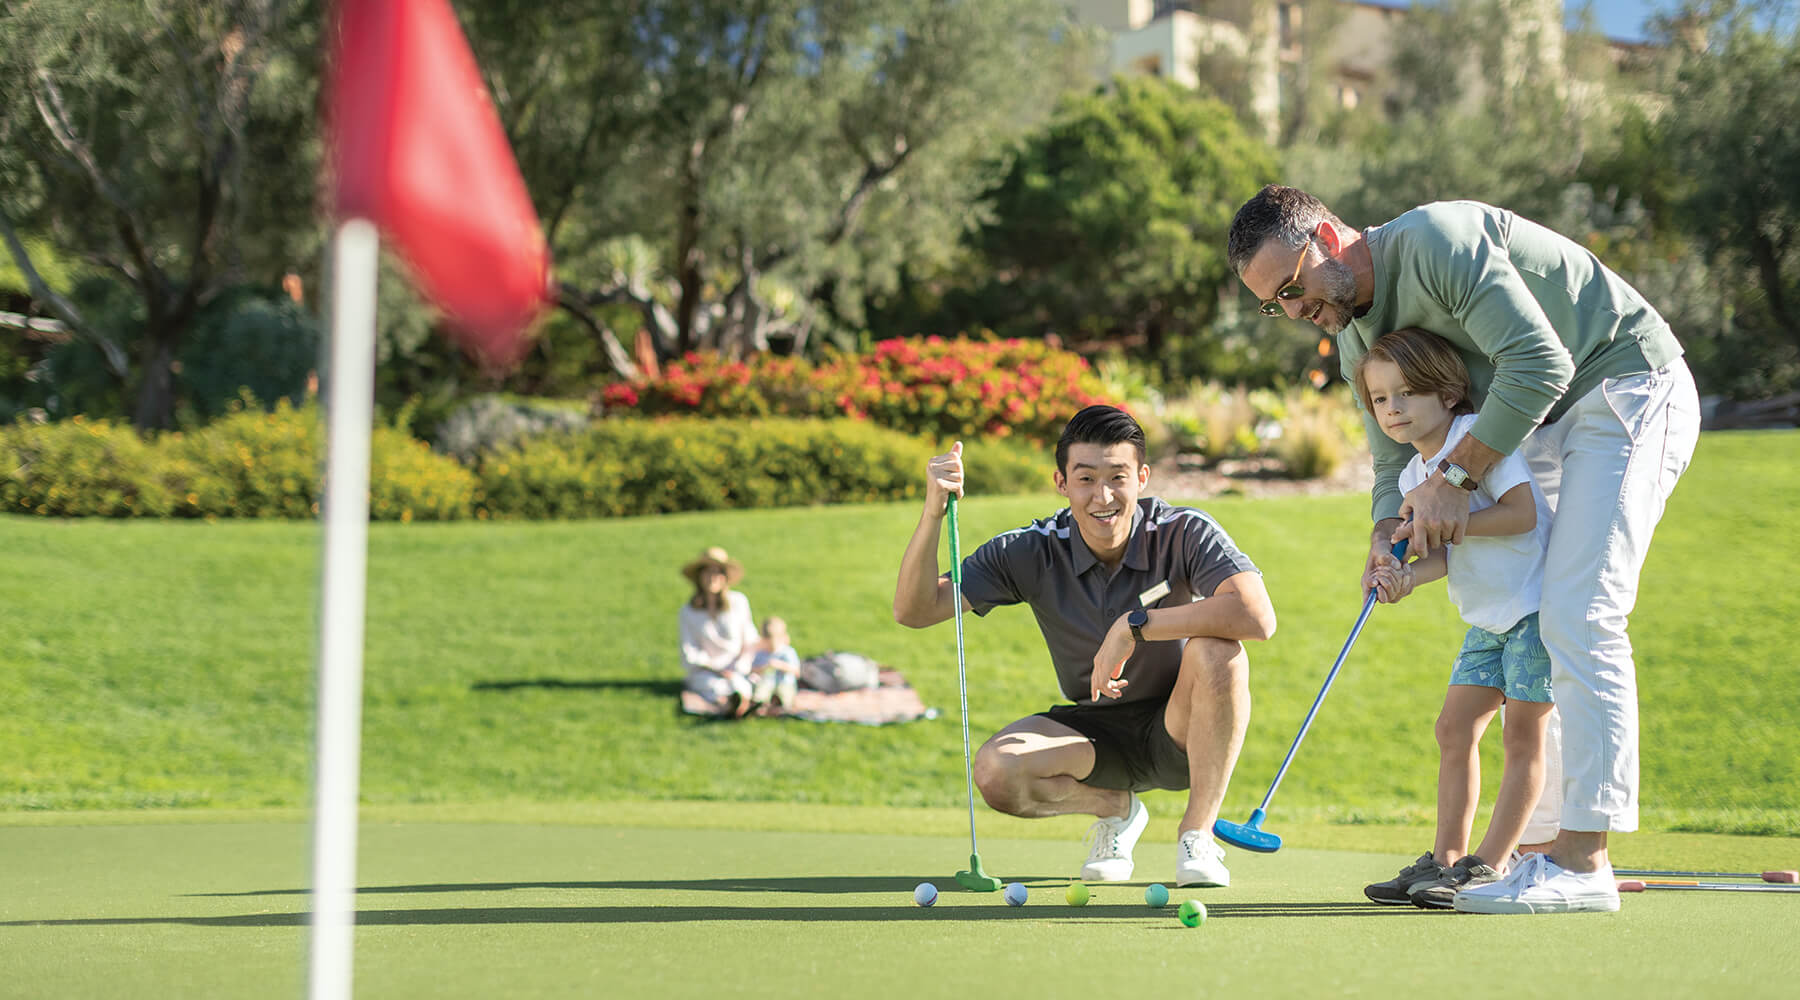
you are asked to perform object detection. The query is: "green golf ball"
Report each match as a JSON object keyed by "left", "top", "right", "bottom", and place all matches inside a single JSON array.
[
  {"left": 1177, "top": 899, "right": 1207, "bottom": 927},
  {"left": 1144, "top": 883, "right": 1170, "bottom": 907},
  {"left": 1065, "top": 881, "right": 1090, "bottom": 906}
]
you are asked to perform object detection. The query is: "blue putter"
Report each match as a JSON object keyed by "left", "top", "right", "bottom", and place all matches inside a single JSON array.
[{"left": 1215, "top": 536, "right": 1411, "bottom": 854}]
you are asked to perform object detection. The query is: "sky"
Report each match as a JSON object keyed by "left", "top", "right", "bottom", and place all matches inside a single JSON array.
[{"left": 1568, "top": 0, "right": 1672, "bottom": 42}]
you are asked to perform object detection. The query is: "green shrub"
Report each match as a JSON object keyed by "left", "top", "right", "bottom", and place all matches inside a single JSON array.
[
  {"left": 0, "top": 416, "right": 179, "bottom": 516},
  {"left": 1270, "top": 387, "right": 1364, "bottom": 480},
  {"left": 176, "top": 287, "right": 320, "bottom": 422},
  {"left": 0, "top": 407, "right": 1048, "bottom": 521},
  {"left": 476, "top": 417, "right": 1048, "bottom": 520},
  {"left": 1164, "top": 383, "right": 1262, "bottom": 461},
  {"left": 967, "top": 440, "right": 1049, "bottom": 497},
  {"left": 370, "top": 429, "right": 478, "bottom": 521},
  {"left": 168, "top": 399, "right": 475, "bottom": 520},
  {"left": 170, "top": 400, "right": 321, "bottom": 517}
]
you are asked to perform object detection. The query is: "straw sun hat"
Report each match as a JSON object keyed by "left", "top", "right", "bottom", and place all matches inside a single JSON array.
[{"left": 680, "top": 546, "right": 744, "bottom": 585}]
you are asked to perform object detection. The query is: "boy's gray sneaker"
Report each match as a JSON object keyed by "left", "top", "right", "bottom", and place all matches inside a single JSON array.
[
  {"left": 1410, "top": 854, "right": 1503, "bottom": 909},
  {"left": 1364, "top": 852, "right": 1445, "bottom": 905}
]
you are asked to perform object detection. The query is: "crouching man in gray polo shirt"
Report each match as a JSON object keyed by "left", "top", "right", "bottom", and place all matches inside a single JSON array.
[{"left": 895, "top": 405, "right": 1277, "bottom": 887}]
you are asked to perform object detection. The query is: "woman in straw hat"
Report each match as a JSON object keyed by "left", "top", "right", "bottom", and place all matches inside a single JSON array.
[{"left": 679, "top": 546, "right": 758, "bottom": 717}]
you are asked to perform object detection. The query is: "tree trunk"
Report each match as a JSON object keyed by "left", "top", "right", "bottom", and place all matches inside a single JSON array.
[
  {"left": 674, "top": 157, "right": 705, "bottom": 354},
  {"left": 1749, "top": 229, "right": 1797, "bottom": 346},
  {"left": 555, "top": 290, "right": 640, "bottom": 379},
  {"left": 132, "top": 329, "right": 178, "bottom": 431}
]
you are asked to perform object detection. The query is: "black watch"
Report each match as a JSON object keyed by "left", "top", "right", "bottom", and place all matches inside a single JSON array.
[{"left": 1127, "top": 609, "right": 1149, "bottom": 643}]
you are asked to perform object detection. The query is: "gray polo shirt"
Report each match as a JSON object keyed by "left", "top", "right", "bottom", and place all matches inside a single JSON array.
[{"left": 956, "top": 496, "right": 1259, "bottom": 707}]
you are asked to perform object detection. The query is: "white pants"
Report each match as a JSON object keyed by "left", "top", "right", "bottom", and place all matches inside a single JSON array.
[
  {"left": 1520, "top": 361, "right": 1701, "bottom": 833},
  {"left": 686, "top": 668, "right": 752, "bottom": 706},
  {"left": 1518, "top": 705, "right": 1563, "bottom": 845}
]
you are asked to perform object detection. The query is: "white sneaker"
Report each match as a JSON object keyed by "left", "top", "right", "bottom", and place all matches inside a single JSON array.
[
  {"left": 1175, "top": 830, "right": 1230, "bottom": 887},
  {"left": 1080, "top": 793, "right": 1148, "bottom": 882},
  {"left": 1453, "top": 852, "right": 1621, "bottom": 914}
]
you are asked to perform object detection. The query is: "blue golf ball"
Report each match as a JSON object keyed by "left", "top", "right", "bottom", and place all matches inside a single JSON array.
[
  {"left": 1003, "top": 882, "right": 1028, "bottom": 906},
  {"left": 913, "top": 882, "right": 938, "bottom": 907},
  {"left": 1144, "top": 883, "right": 1170, "bottom": 907}
]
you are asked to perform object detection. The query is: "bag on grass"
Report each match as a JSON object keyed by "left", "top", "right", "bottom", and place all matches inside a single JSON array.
[{"left": 798, "top": 651, "right": 881, "bottom": 693}]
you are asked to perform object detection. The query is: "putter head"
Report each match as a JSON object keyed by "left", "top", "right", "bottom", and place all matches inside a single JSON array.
[
  {"left": 1213, "top": 808, "right": 1283, "bottom": 854},
  {"left": 955, "top": 853, "right": 1003, "bottom": 892}
]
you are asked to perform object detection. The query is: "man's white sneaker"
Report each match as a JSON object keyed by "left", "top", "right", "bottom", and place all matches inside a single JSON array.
[
  {"left": 1175, "top": 830, "right": 1230, "bottom": 887},
  {"left": 1080, "top": 793, "right": 1148, "bottom": 882},
  {"left": 1453, "top": 852, "right": 1621, "bottom": 914}
]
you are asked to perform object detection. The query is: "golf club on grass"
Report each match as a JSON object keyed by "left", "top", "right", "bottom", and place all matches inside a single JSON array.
[
  {"left": 947, "top": 493, "right": 1002, "bottom": 892},
  {"left": 1614, "top": 868, "right": 1798, "bottom": 884},
  {"left": 1214, "top": 535, "right": 1410, "bottom": 854},
  {"left": 1617, "top": 880, "right": 1800, "bottom": 894}
]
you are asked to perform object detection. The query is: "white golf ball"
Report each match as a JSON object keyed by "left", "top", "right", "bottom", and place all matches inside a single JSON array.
[
  {"left": 1004, "top": 882, "right": 1028, "bottom": 906},
  {"left": 913, "top": 882, "right": 938, "bottom": 907}
]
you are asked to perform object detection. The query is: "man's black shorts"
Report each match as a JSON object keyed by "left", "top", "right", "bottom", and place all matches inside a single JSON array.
[{"left": 1037, "top": 698, "right": 1189, "bottom": 792}]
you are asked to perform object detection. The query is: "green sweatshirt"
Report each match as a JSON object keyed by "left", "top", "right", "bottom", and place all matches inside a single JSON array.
[{"left": 1341, "top": 200, "right": 1685, "bottom": 523}]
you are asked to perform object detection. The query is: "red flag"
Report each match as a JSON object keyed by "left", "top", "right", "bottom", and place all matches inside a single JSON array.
[{"left": 327, "top": 0, "right": 551, "bottom": 368}]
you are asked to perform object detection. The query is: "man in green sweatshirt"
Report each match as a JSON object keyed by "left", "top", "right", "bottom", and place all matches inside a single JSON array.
[{"left": 1226, "top": 185, "right": 1701, "bottom": 914}]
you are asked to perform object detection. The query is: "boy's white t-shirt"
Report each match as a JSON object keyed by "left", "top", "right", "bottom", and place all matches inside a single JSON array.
[{"left": 1398, "top": 414, "right": 1552, "bottom": 634}]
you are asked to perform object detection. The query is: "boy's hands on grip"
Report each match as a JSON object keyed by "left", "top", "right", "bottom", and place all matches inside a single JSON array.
[{"left": 1369, "top": 552, "right": 1415, "bottom": 604}]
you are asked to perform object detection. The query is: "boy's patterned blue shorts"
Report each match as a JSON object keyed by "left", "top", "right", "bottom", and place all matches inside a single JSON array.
[{"left": 1448, "top": 612, "right": 1553, "bottom": 703}]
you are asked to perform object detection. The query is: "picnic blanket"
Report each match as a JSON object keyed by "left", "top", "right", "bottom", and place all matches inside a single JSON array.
[{"left": 680, "top": 666, "right": 938, "bottom": 726}]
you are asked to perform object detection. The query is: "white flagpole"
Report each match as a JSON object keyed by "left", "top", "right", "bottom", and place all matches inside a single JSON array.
[{"left": 309, "top": 218, "right": 380, "bottom": 1000}]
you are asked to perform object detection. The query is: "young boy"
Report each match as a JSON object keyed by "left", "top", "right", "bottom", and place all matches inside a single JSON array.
[
  {"left": 749, "top": 616, "right": 801, "bottom": 713},
  {"left": 1354, "top": 328, "right": 1558, "bottom": 910}
]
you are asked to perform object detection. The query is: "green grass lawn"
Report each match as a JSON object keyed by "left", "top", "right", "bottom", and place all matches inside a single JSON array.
[
  {"left": 3, "top": 804, "right": 1797, "bottom": 1000},
  {"left": 3, "top": 430, "right": 1797, "bottom": 998},
  {"left": 2, "top": 430, "right": 1797, "bottom": 838}
]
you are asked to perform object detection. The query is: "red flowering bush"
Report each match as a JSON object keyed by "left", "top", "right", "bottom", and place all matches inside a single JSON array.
[
  {"left": 595, "top": 336, "right": 1116, "bottom": 446},
  {"left": 600, "top": 352, "right": 826, "bottom": 420}
]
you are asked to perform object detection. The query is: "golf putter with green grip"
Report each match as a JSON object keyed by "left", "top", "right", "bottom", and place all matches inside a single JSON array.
[{"left": 947, "top": 493, "right": 1001, "bottom": 892}]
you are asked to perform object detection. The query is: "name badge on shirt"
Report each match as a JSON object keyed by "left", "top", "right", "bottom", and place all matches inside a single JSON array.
[{"left": 1138, "top": 580, "right": 1171, "bottom": 607}]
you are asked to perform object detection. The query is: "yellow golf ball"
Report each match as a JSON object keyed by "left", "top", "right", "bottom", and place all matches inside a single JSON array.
[{"left": 1065, "top": 881, "right": 1090, "bottom": 906}]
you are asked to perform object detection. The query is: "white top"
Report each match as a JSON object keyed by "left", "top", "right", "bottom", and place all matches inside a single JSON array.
[
  {"left": 679, "top": 590, "right": 758, "bottom": 676},
  {"left": 1398, "top": 414, "right": 1552, "bottom": 634}
]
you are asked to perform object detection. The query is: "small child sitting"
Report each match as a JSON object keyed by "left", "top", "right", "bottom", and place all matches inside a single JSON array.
[{"left": 749, "top": 616, "right": 801, "bottom": 714}]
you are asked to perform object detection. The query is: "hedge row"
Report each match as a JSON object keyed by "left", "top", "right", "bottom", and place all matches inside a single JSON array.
[
  {"left": 0, "top": 404, "right": 476, "bottom": 520},
  {"left": 477, "top": 418, "right": 1033, "bottom": 519},
  {"left": 0, "top": 404, "right": 1048, "bottom": 520}
]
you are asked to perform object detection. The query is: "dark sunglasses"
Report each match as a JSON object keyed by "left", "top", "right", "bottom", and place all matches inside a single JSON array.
[{"left": 1258, "top": 239, "right": 1311, "bottom": 317}]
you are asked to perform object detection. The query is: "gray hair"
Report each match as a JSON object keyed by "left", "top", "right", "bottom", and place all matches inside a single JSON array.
[{"left": 1226, "top": 185, "right": 1345, "bottom": 276}]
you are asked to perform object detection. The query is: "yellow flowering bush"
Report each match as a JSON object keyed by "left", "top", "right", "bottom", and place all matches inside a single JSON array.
[{"left": 0, "top": 416, "right": 180, "bottom": 516}]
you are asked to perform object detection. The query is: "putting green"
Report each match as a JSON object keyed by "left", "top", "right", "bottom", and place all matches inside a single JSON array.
[{"left": 2, "top": 813, "right": 1796, "bottom": 998}]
